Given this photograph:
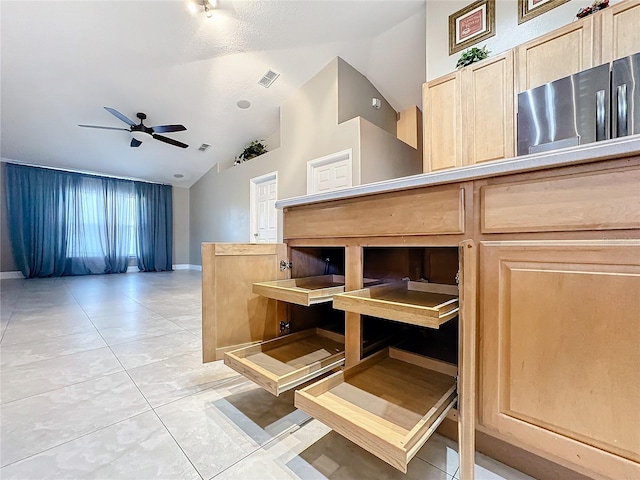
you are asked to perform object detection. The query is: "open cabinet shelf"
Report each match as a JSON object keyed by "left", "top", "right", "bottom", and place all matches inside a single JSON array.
[
  {"left": 252, "top": 274, "right": 347, "bottom": 306},
  {"left": 333, "top": 281, "right": 459, "bottom": 328},
  {"left": 295, "top": 347, "right": 458, "bottom": 473},
  {"left": 224, "top": 328, "right": 345, "bottom": 396}
]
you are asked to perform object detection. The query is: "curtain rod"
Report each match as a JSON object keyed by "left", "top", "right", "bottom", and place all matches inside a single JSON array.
[{"left": 0, "top": 157, "right": 169, "bottom": 186}]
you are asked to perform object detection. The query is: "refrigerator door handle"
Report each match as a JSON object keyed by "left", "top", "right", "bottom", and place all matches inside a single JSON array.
[
  {"left": 616, "top": 83, "right": 628, "bottom": 137},
  {"left": 596, "top": 89, "right": 607, "bottom": 141}
]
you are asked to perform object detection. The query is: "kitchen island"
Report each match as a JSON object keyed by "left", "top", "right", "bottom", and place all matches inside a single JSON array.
[{"left": 275, "top": 135, "right": 640, "bottom": 480}]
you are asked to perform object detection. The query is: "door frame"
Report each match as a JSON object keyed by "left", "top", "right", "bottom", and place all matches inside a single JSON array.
[
  {"left": 249, "top": 171, "right": 278, "bottom": 243},
  {"left": 307, "top": 148, "right": 353, "bottom": 195}
]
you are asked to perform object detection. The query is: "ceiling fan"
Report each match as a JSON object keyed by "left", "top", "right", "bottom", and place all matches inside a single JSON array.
[{"left": 79, "top": 107, "right": 189, "bottom": 148}]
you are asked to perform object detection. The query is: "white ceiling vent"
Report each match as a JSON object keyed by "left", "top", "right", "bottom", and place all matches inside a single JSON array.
[
  {"left": 258, "top": 69, "right": 280, "bottom": 88},
  {"left": 198, "top": 143, "right": 211, "bottom": 152}
]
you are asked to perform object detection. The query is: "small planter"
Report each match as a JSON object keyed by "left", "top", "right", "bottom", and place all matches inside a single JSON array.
[{"left": 456, "top": 46, "right": 490, "bottom": 69}]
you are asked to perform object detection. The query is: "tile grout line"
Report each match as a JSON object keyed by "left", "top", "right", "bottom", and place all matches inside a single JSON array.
[
  {"left": 67, "top": 283, "right": 205, "bottom": 480},
  {"left": 0, "top": 410, "right": 153, "bottom": 470}
]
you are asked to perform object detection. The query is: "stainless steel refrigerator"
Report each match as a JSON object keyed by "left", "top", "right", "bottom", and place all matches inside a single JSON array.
[{"left": 517, "top": 52, "right": 639, "bottom": 156}]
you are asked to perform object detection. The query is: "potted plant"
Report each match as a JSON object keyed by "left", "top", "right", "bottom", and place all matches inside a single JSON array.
[
  {"left": 234, "top": 140, "right": 268, "bottom": 165},
  {"left": 456, "top": 46, "right": 490, "bottom": 69}
]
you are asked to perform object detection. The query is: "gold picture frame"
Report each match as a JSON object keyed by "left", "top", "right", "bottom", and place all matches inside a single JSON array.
[
  {"left": 518, "top": 0, "right": 571, "bottom": 24},
  {"left": 449, "top": 0, "right": 496, "bottom": 55}
]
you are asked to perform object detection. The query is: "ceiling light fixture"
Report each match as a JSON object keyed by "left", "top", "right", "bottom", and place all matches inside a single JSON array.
[
  {"left": 236, "top": 100, "right": 251, "bottom": 109},
  {"left": 190, "top": 0, "right": 217, "bottom": 18}
]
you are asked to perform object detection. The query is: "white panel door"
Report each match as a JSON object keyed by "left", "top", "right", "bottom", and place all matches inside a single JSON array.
[
  {"left": 307, "top": 149, "right": 353, "bottom": 194},
  {"left": 250, "top": 172, "right": 278, "bottom": 243}
]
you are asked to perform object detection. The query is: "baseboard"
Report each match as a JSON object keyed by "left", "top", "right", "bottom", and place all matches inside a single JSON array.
[
  {"left": 0, "top": 271, "right": 24, "bottom": 280},
  {"left": 174, "top": 264, "right": 202, "bottom": 271}
]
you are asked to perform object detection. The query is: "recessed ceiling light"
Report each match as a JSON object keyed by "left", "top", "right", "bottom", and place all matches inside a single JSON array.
[
  {"left": 173, "top": 173, "right": 184, "bottom": 178},
  {"left": 237, "top": 100, "right": 251, "bottom": 109}
]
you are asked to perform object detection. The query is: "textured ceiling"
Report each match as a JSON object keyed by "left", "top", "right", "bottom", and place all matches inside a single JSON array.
[{"left": 1, "top": 0, "right": 425, "bottom": 187}]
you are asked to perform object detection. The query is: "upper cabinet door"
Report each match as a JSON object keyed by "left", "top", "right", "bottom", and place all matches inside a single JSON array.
[
  {"left": 423, "top": 72, "right": 462, "bottom": 172},
  {"left": 601, "top": 0, "right": 640, "bottom": 63},
  {"left": 516, "top": 16, "right": 596, "bottom": 92},
  {"left": 462, "top": 51, "right": 515, "bottom": 165}
]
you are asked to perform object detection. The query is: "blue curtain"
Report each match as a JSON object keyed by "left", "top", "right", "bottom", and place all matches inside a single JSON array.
[
  {"left": 136, "top": 182, "right": 173, "bottom": 272},
  {"left": 3, "top": 163, "right": 172, "bottom": 278}
]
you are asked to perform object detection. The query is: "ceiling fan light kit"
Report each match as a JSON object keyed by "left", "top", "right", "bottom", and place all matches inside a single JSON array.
[
  {"left": 79, "top": 107, "right": 189, "bottom": 149},
  {"left": 189, "top": 0, "right": 217, "bottom": 18}
]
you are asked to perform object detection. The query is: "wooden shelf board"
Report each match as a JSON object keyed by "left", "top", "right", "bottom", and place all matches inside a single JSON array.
[
  {"left": 333, "top": 281, "right": 459, "bottom": 328},
  {"left": 225, "top": 328, "right": 345, "bottom": 396},
  {"left": 296, "top": 347, "right": 457, "bottom": 472}
]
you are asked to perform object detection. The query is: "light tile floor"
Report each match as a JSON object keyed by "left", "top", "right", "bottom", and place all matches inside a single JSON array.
[{"left": 0, "top": 271, "right": 534, "bottom": 480}]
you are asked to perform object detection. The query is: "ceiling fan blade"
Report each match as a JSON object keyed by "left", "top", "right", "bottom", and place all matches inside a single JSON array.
[
  {"left": 78, "top": 124, "right": 130, "bottom": 131},
  {"left": 151, "top": 124, "right": 187, "bottom": 133},
  {"left": 104, "top": 107, "right": 136, "bottom": 127},
  {"left": 130, "top": 138, "right": 142, "bottom": 148},
  {"left": 153, "top": 134, "right": 188, "bottom": 149}
]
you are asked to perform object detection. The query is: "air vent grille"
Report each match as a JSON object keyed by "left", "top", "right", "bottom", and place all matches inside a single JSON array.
[
  {"left": 198, "top": 143, "right": 211, "bottom": 152},
  {"left": 258, "top": 69, "right": 280, "bottom": 88}
]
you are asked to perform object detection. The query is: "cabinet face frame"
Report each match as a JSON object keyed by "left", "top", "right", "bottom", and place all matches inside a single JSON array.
[{"left": 479, "top": 240, "right": 640, "bottom": 479}]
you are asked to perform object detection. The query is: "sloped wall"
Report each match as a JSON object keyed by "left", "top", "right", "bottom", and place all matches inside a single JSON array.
[{"left": 189, "top": 57, "right": 418, "bottom": 265}]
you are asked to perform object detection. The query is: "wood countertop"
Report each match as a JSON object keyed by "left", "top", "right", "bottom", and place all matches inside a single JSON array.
[{"left": 276, "top": 135, "right": 640, "bottom": 209}]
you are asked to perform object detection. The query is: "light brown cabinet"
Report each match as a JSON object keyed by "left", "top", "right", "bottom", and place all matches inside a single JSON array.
[
  {"left": 203, "top": 153, "right": 640, "bottom": 480},
  {"left": 601, "top": 0, "right": 640, "bottom": 63},
  {"left": 462, "top": 51, "right": 515, "bottom": 165},
  {"left": 516, "top": 16, "right": 596, "bottom": 93},
  {"left": 423, "top": 51, "right": 515, "bottom": 172},
  {"left": 201, "top": 243, "right": 287, "bottom": 362},
  {"left": 479, "top": 240, "right": 640, "bottom": 479},
  {"left": 422, "top": 72, "right": 462, "bottom": 172}
]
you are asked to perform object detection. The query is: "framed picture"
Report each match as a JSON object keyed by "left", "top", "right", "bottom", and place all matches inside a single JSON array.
[
  {"left": 449, "top": 0, "right": 496, "bottom": 55},
  {"left": 518, "top": 0, "right": 570, "bottom": 24}
]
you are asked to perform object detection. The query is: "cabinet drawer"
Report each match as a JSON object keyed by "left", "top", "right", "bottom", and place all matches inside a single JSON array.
[
  {"left": 295, "top": 347, "right": 457, "bottom": 473},
  {"left": 224, "top": 328, "right": 345, "bottom": 396},
  {"left": 284, "top": 186, "right": 465, "bottom": 239},
  {"left": 481, "top": 167, "right": 640, "bottom": 233},
  {"left": 333, "top": 281, "right": 459, "bottom": 328},
  {"left": 252, "top": 275, "right": 347, "bottom": 306}
]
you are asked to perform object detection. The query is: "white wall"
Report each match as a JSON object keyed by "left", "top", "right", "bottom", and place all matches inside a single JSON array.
[
  {"left": 172, "top": 187, "right": 190, "bottom": 265},
  {"left": 426, "top": 0, "right": 624, "bottom": 81},
  {"left": 189, "top": 57, "right": 421, "bottom": 265},
  {"left": 337, "top": 58, "right": 397, "bottom": 135},
  {"left": 359, "top": 118, "right": 422, "bottom": 185}
]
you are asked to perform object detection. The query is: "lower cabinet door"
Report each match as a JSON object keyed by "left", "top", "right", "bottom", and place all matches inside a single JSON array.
[
  {"left": 295, "top": 347, "right": 457, "bottom": 473},
  {"left": 224, "top": 328, "right": 345, "bottom": 396},
  {"left": 479, "top": 240, "right": 640, "bottom": 480}
]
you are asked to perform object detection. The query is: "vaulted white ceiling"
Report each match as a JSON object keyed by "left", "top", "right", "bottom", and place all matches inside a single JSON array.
[{"left": 1, "top": 0, "right": 425, "bottom": 187}]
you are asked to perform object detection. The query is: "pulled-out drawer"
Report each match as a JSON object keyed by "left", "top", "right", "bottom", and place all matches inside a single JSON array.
[
  {"left": 333, "top": 281, "right": 459, "bottom": 328},
  {"left": 252, "top": 275, "right": 347, "bottom": 306},
  {"left": 224, "top": 328, "right": 345, "bottom": 396},
  {"left": 295, "top": 347, "right": 458, "bottom": 473}
]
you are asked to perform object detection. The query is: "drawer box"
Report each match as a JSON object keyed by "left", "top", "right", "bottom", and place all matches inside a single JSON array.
[
  {"left": 295, "top": 347, "right": 458, "bottom": 473},
  {"left": 253, "top": 275, "right": 379, "bottom": 306},
  {"left": 224, "top": 328, "right": 345, "bottom": 396},
  {"left": 333, "top": 281, "right": 459, "bottom": 328},
  {"left": 252, "top": 275, "right": 347, "bottom": 306}
]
